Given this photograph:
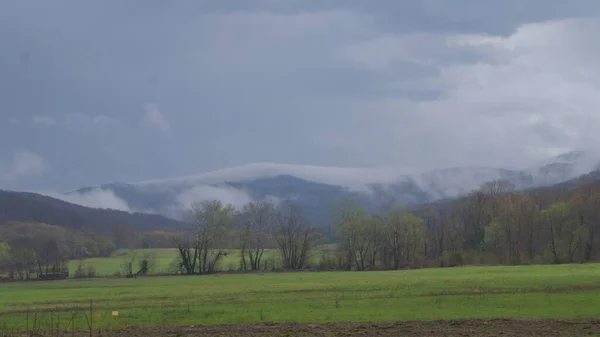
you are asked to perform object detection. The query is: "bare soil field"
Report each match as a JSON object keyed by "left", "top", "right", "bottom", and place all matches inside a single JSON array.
[{"left": 74, "top": 319, "right": 600, "bottom": 337}]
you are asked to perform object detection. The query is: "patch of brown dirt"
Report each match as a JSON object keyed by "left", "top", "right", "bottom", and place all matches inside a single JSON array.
[{"left": 50, "top": 318, "right": 600, "bottom": 337}]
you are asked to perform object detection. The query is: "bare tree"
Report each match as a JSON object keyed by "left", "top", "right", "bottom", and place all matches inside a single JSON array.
[
  {"left": 570, "top": 184, "right": 600, "bottom": 260},
  {"left": 340, "top": 217, "right": 380, "bottom": 271},
  {"left": 121, "top": 251, "right": 137, "bottom": 277},
  {"left": 8, "top": 237, "right": 35, "bottom": 280},
  {"left": 378, "top": 210, "right": 426, "bottom": 269},
  {"left": 191, "top": 200, "right": 236, "bottom": 274},
  {"left": 0, "top": 242, "right": 10, "bottom": 273},
  {"left": 173, "top": 200, "right": 236, "bottom": 275},
  {"left": 542, "top": 202, "right": 586, "bottom": 264},
  {"left": 275, "top": 205, "right": 318, "bottom": 270},
  {"left": 239, "top": 202, "right": 277, "bottom": 271},
  {"left": 35, "top": 236, "right": 69, "bottom": 279},
  {"left": 137, "top": 251, "right": 157, "bottom": 276},
  {"left": 480, "top": 179, "right": 516, "bottom": 199},
  {"left": 492, "top": 192, "right": 539, "bottom": 265},
  {"left": 331, "top": 199, "right": 367, "bottom": 270},
  {"left": 174, "top": 235, "right": 199, "bottom": 275}
]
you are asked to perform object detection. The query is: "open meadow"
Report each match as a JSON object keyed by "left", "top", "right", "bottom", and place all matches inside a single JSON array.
[
  {"left": 2, "top": 263, "right": 600, "bottom": 336},
  {"left": 66, "top": 246, "right": 336, "bottom": 277}
]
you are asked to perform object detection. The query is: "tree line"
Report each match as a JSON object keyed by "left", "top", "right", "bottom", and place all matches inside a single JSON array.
[
  {"left": 0, "top": 222, "right": 116, "bottom": 280},
  {"left": 3, "top": 178, "right": 600, "bottom": 280},
  {"left": 171, "top": 180, "right": 600, "bottom": 275},
  {"left": 395, "top": 180, "right": 600, "bottom": 268},
  {"left": 0, "top": 222, "right": 180, "bottom": 280},
  {"left": 173, "top": 200, "right": 320, "bottom": 275}
]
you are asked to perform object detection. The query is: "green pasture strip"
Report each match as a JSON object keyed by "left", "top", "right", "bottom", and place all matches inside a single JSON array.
[
  {"left": 66, "top": 246, "right": 334, "bottom": 277},
  {"left": 1, "top": 263, "right": 600, "bottom": 331},
  {"left": 1, "top": 292, "right": 599, "bottom": 331}
]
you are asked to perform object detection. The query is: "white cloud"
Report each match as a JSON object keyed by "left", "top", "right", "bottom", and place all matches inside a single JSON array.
[
  {"left": 1, "top": 151, "right": 49, "bottom": 182},
  {"left": 175, "top": 185, "right": 254, "bottom": 210},
  {"left": 43, "top": 188, "right": 132, "bottom": 212},
  {"left": 139, "top": 162, "right": 406, "bottom": 191},
  {"left": 140, "top": 104, "right": 171, "bottom": 134},
  {"left": 327, "top": 17, "right": 600, "bottom": 170}
]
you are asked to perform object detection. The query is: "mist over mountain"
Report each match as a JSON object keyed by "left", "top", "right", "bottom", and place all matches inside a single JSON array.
[{"left": 67, "top": 151, "right": 600, "bottom": 226}]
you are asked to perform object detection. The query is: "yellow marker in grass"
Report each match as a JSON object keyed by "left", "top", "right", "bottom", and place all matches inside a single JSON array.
[{"left": 112, "top": 311, "right": 119, "bottom": 317}]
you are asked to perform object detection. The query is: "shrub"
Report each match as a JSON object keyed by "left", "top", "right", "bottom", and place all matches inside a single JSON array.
[{"left": 74, "top": 260, "right": 96, "bottom": 279}]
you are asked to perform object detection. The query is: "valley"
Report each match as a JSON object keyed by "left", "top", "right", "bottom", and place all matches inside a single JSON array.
[{"left": 4, "top": 1, "right": 600, "bottom": 335}]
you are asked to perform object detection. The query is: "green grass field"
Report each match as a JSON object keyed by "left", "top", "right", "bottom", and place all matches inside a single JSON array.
[
  {"left": 2, "top": 263, "right": 600, "bottom": 332},
  {"left": 67, "top": 246, "right": 336, "bottom": 277},
  {"left": 68, "top": 248, "right": 186, "bottom": 277}
]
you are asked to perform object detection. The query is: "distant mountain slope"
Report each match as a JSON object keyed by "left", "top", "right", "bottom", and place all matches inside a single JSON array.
[
  {"left": 368, "top": 166, "right": 535, "bottom": 205},
  {"left": 226, "top": 175, "right": 376, "bottom": 225},
  {"left": 69, "top": 151, "right": 600, "bottom": 226},
  {"left": 72, "top": 175, "right": 375, "bottom": 226},
  {"left": 0, "top": 190, "right": 186, "bottom": 233},
  {"left": 530, "top": 169, "right": 600, "bottom": 191},
  {"left": 412, "top": 169, "right": 600, "bottom": 222}
]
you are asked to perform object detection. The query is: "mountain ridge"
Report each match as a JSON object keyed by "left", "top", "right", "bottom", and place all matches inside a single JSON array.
[
  {"left": 66, "top": 151, "right": 600, "bottom": 226},
  {"left": 0, "top": 189, "right": 186, "bottom": 233},
  {"left": 2, "top": 152, "right": 600, "bottom": 233}
]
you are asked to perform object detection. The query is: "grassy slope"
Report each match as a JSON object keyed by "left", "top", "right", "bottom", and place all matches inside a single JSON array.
[{"left": 2, "top": 263, "right": 600, "bottom": 331}]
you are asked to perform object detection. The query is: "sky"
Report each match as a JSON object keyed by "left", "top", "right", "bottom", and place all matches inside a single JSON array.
[{"left": 2, "top": 0, "right": 600, "bottom": 192}]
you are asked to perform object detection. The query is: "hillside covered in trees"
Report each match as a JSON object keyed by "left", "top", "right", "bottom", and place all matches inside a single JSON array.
[
  {"left": 2, "top": 170, "right": 600, "bottom": 280},
  {"left": 0, "top": 190, "right": 188, "bottom": 279},
  {"left": 406, "top": 170, "right": 600, "bottom": 267},
  {"left": 139, "top": 170, "right": 600, "bottom": 276},
  {"left": 0, "top": 190, "right": 186, "bottom": 233}
]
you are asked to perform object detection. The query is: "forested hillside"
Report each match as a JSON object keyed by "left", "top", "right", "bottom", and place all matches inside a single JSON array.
[
  {"left": 0, "top": 190, "right": 189, "bottom": 279},
  {"left": 394, "top": 171, "right": 600, "bottom": 267},
  {"left": 0, "top": 190, "right": 186, "bottom": 233},
  {"left": 142, "top": 171, "right": 600, "bottom": 277}
]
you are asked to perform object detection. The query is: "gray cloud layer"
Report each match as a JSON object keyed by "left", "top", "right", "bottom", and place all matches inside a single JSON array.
[{"left": 2, "top": 0, "right": 600, "bottom": 191}]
